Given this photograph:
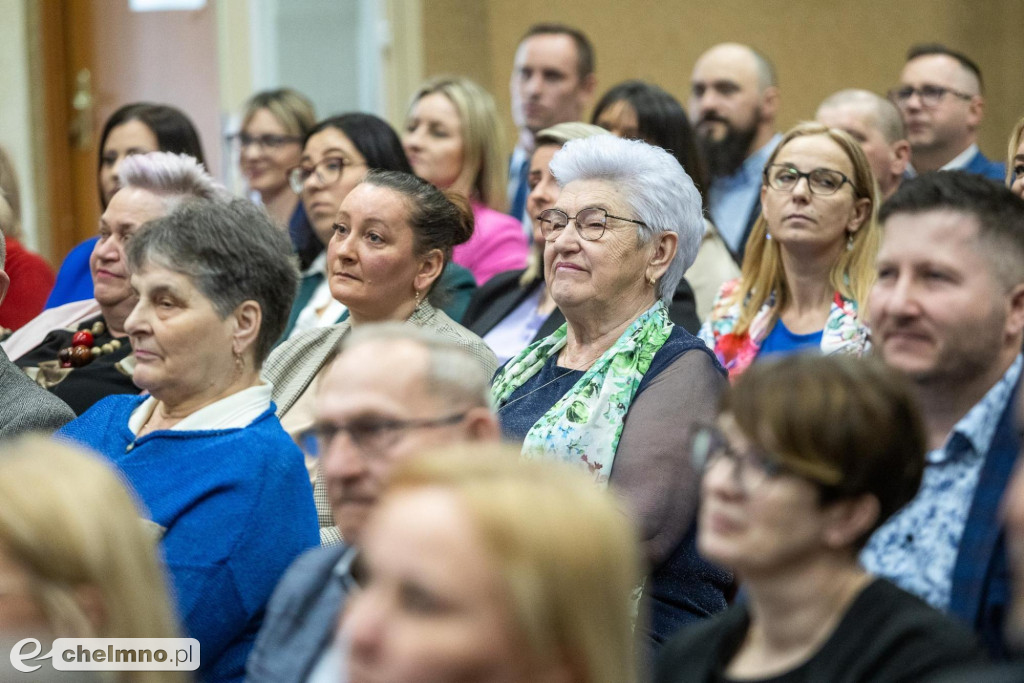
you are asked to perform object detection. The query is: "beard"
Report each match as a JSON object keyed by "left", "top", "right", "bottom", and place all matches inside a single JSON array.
[{"left": 698, "top": 116, "right": 760, "bottom": 178}]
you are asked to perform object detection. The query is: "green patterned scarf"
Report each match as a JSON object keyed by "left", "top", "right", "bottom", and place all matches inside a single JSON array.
[{"left": 492, "top": 300, "right": 673, "bottom": 487}]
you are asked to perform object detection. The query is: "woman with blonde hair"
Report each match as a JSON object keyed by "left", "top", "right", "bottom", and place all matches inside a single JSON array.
[
  {"left": 1007, "top": 115, "right": 1024, "bottom": 199},
  {"left": 343, "top": 446, "right": 641, "bottom": 683},
  {"left": 404, "top": 76, "right": 529, "bottom": 284},
  {"left": 699, "top": 122, "right": 879, "bottom": 378},
  {"left": 0, "top": 435, "right": 183, "bottom": 681}
]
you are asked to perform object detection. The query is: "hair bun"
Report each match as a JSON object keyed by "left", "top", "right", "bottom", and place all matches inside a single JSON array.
[{"left": 441, "top": 189, "right": 475, "bottom": 247}]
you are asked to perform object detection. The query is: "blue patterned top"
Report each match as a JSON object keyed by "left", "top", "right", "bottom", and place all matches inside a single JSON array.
[{"left": 860, "top": 354, "right": 1023, "bottom": 610}]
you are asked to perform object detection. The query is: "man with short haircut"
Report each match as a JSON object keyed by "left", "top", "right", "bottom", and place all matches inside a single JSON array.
[
  {"left": 246, "top": 324, "right": 500, "bottom": 682},
  {"left": 892, "top": 44, "right": 1004, "bottom": 180},
  {"left": 508, "top": 23, "right": 596, "bottom": 226},
  {"left": 689, "top": 42, "right": 781, "bottom": 261},
  {"left": 816, "top": 89, "right": 911, "bottom": 200},
  {"left": 862, "top": 171, "right": 1024, "bottom": 657},
  {"left": 0, "top": 235, "right": 75, "bottom": 438}
]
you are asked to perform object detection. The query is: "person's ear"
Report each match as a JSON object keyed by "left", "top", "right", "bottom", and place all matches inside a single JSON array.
[
  {"left": 966, "top": 95, "right": 985, "bottom": 131},
  {"left": 759, "top": 86, "right": 781, "bottom": 123},
  {"left": 462, "top": 406, "right": 500, "bottom": 442},
  {"left": 231, "top": 300, "right": 262, "bottom": 358},
  {"left": 822, "top": 494, "right": 880, "bottom": 549},
  {"left": 413, "top": 249, "right": 445, "bottom": 295},
  {"left": 73, "top": 583, "right": 107, "bottom": 633},
  {"left": 0, "top": 269, "right": 9, "bottom": 306},
  {"left": 647, "top": 230, "right": 678, "bottom": 282},
  {"left": 846, "top": 196, "right": 872, "bottom": 234},
  {"left": 1003, "top": 282, "right": 1024, "bottom": 341},
  {"left": 890, "top": 140, "right": 912, "bottom": 178}
]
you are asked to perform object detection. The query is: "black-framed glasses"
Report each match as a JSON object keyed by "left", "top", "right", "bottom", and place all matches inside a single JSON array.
[
  {"left": 690, "top": 424, "right": 788, "bottom": 493},
  {"left": 309, "top": 412, "right": 469, "bottom": 455},
  {"left": 288, "top": 157, "right": 367, "bottom": 194},
  {"left": 764, "top": 164, "right": 853, "bottom": 196},
  {"left": 889, "top": 85, "right": 974, "bottom": 109},
  {"left": 536, "top": 207, "right": 647, "bottom": 242},
  {"left": 229, "top": 132, "right": 303, "bottom": 151}
]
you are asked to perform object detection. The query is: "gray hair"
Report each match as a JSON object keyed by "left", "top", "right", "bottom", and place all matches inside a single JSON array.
[
  {"left": 548, "top": 135, "right": 703, "bottom": 303},
  {"left": 341, "top": 322, "right": 493, "bottom": 410},
  {"left": 120, "top": 152, "right": 230, "bottom": 208},
  {"left": 125, "top": 198, "right": 299, "bottom": 367},
  {"left": 535, "top": 122, "right": 611, "bottom": 147},
  {"left": 817, "top": 89, "right": 906, "bottom": 144}
]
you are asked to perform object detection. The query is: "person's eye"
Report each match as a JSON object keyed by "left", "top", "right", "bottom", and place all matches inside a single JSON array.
[
  {"left": 333, "top": 223, "right": 350, "bottom": 236},
  {"left": 399, "top": 582, "right": 444, "bottom": 614},
  {"left": 429, "top": 126, "right": 449, "bottom": 138},
  {"left": 813, "top": 172, "right": 841, "bottom": 190},
  {"left": 101, "top": 153, "right": 117, "bottom": 166},
  {"left": 1013, "top": 163, "right": 1024, "bottom": 177},
  {"left": 775, "top": 170, "right": 798, "bottom": 183},
  {"left": 716, "top": 83, "right": 739, "bottom": 96},
  {"left": 323, "top": 159, "right": 345, "bottom": 173},
  {"left": 366, "top": 232, "right": 385, "bottom": 245},
  {"left": 923, "top": 269, "right": 953, "bottom": 282},
  {"left": 921, "top": 86, "right": 944, "bottom": 99},
  {"left": 691, "top": 84, "right": 706, "bottom": 98},
  {"left": 876, "top": 266, "right": 898, "bottom": 281}
]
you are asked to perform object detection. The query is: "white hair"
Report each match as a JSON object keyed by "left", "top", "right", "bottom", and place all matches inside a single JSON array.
[
  {"left": 549, "top": 135, "right": 703, "bottom": 303},
  {"left": 120, "top": 151, "right": 230, "bottom": 204}
]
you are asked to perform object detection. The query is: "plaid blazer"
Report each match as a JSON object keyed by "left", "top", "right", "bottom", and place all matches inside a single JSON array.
[
  {"left": 949, "top": 374, "right": 1022, "bottom": 659},
  {"left": 261, "top": 301, "right": 498, "bottom": 546}
]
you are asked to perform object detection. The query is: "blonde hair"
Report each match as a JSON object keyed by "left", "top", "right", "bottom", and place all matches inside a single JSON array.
[
  {"left": 409, "top": 76, "right": 508, "bottom": 211},
  {"left": 0, "top": 436, "right": 183, "bottom": 682},
  {"left": 383, "top": 446, "right": 640, "bottom": 683},
  {"left": 730, "top": 122, "right": 881, "bottom": 336},
  {"left": 241, "top": 88, "right": 316, "bottom": 138},
  {"left": 1007, "top": 115, "right": 1024, "bottom": 188}
]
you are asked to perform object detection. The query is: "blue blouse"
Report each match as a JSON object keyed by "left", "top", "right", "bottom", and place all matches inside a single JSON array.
[{"left": 758, "top": 318, "right": 824, "bottom": 358}]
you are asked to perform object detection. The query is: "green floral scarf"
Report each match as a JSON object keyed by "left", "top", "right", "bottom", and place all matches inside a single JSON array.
[{"left": 492, "top": 300, "right": 673, "bottom": 487}]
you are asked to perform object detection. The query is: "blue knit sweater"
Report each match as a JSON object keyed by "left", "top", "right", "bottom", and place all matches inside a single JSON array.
[{"left": 58, "top": 394, "right": 319, "bottom": 682}]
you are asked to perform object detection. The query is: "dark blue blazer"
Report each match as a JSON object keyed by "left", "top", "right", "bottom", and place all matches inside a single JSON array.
[
  {"left": 949, "top": 375, "right": 1022, "bottom": 658},
  {"left": 963, "top": 149, "right": 1007, "bottom": 183}
]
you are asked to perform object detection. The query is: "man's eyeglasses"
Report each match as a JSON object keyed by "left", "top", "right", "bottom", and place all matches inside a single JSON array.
[
  {"left": 309, "top": 412, "right": 469, "bottom": 455},
  {"left": 889, "top": 85, "right": 974, "bottom": 109},
  {"left": 764, "top": 164, "right": 853, "bottom": 197},
  {"left": 288, "top": 157, "right": 367, "bottom": 194},
  {"left": 229, "top": 133, "right": 302, "bottom": 151},
  {"left": 536, "top": 207, "right": 647, "bottom": 242},
  {"left": 690, "top": 424, "right": 788, "bottom": 493}
]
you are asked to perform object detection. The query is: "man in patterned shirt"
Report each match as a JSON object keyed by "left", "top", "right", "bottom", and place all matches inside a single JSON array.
[{"left": 862, "top": 171, "right": 1024, "bottom": 658}]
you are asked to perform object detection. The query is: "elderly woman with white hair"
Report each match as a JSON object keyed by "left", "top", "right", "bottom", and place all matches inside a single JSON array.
[
  {"left": 493, "top": 135, "right": 731, "bottom": 647},
  {"left": 4, "top": 151, "right": 227, "bottom": 414}
]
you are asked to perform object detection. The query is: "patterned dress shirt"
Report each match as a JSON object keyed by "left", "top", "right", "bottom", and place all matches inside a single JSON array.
[{"left": 860, "top": 354, "right": 1023, "bottom": 610}]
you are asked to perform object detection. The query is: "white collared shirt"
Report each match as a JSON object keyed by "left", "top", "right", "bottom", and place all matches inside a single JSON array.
[{"left": 128, "top": 383, "right": 274, "bottom": 435}]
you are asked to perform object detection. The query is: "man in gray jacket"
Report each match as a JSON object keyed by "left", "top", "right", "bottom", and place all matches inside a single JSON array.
[
  {"left": 246, "top": 323, "right": 499, "bottom": 682},
  {"left": 0, "top": 237, "right": 74, "bottom": 439}
]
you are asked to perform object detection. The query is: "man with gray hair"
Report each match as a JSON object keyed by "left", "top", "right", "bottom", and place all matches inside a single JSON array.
[
  {"left": 689, "top": 42, "right": 781, "bottom": 262},
  {"left": 817, "top": 89, "right": 912, "bottom": 200},
  {"left": 0, "top": 236, "right": 75, "bottom": 438},
  {"left": 3, "top": 152, "right": 227, "bottom": 413},
  {"left": 247, "top": 323, "right": 500, "bottom": 681}
]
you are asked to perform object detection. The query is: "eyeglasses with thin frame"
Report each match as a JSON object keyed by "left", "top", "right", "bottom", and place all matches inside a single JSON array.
[
  {"left": 288, "top": 156, "right": 368, "bottom": 194},
  {"left": 888, "top": 85, "right": 974, "bottom": 109},
  {"left": 536, "top": 207, "right": 647, "bottom": 242},
  {"left": 229, "top": 132, "right": 303, "bottom": 151},
  {"left": 308, "top": 411, "right": 469, "bottom": 456},
  {"left": 763, "top": 164, "right": 854, "bottom": 197},
  {"left": 690, "top": 424, "right": 789, "bottom": 493}
]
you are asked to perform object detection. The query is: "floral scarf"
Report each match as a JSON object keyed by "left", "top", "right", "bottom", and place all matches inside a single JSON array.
[{"left": 492, "top": 301, "right": 673, "bottom": 487}]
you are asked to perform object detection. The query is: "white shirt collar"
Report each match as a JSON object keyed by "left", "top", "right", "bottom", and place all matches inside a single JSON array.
[
  {"left": 940, "top": 143, "right": 979, "bottom": 171},
  {"left": 128, "top": 383, "right": 273, "bottom": 435}
]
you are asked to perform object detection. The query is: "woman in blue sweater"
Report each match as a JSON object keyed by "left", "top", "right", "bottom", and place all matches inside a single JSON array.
[{"left": 58, "top": 197, "right": 319, "bottom": 682}]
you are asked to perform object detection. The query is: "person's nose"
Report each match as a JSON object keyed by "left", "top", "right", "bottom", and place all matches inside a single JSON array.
[
  {"left": 873, "top": 270, "right": 919, "bottom": 322},
  {"left": 342, "top": 586, "right": 387, "bottom": 665},
  {"left": 322, "top": 430, "right": 368, "bottom": 483},
  {"left": 123, "top": 298, "right": 148, "bottom": 337}
]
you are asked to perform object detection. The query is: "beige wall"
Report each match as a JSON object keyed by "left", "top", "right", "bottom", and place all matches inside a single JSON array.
[{"left": 423, "top": 0, "right": 1024, "bottom": 165}]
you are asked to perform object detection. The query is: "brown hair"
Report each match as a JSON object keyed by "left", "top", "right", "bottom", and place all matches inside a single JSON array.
[{"left": 722, "top": 354, "right": 925, "bottom": 547}]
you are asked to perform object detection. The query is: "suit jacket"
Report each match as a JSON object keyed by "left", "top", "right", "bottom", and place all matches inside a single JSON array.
[
  {"left": 949, "top": 374, "right": 1021, "bottom": 658},
  {"left": 246, "top": 544, "right": 355, "bottom": 682},
  {"left": 963, "top": 150, "right": 1007, "bottom": 183},
  {"left": 462, "top": 270, "right": 702, "bottom": 343},
  {"left": 263, "top": 300, "right": 497, "bottom": 418},
  {"left": 0, "top": 348, "right": 75, "bottom": 440}
]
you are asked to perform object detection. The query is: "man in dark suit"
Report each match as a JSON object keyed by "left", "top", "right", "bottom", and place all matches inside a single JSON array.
[
  {"left": 246, "top": 324, "right": 499, "bottom": 682},
  {"left": 0, "top": 237, "right": 74, "bottom": 439},
  {"left": 892, "top": 44, "right": 1005, "bottom": 182},
  {"left": 861, "top": 171, "right": 1024, "bottom": 658}
]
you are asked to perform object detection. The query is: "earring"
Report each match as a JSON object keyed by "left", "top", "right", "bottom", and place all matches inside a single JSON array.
[
  {"left": 648, "top": 275, "right": 656, "bottom": 286},
  {"left": 414, "top": 289, "right": 421, "bottom": 305},
  {"left": 232, "top": 349, "right": 244, "bottom": 373},
  {"left": 765, "top": 232, "right": 772, "bottom": 241},
  {"left": 846, "top": 232, "right": 854, "bottom": 251}
]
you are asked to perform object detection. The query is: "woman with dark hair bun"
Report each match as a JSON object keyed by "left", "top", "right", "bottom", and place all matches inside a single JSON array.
[
  {"left": 593, "top": 80, "right": 738, "bottom": 320},
  {"left": 46, "top": 102, "right": 206, "bottom": 309},
  {"left": 279, "top": 113, "right": 476, "bottom": 343}
]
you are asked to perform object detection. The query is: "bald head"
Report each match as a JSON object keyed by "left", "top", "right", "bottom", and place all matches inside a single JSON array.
[
  {"left": 689, "top": 43, "right": 780, "bottom": 176},
  {"left": 817, "top": 89, "right": 911, "bottom": 199}
]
